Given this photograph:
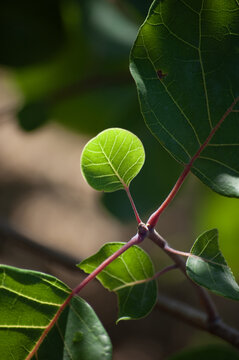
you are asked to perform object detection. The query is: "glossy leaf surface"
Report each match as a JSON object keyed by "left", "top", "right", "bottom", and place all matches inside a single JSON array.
[
  {"left": 81, "top": 128, "right": 145, "bottom": 192},
  {"left": 63, "top": 296, "right": 112, "bottom": 360},
  {"left": 78, "top": 242, "right": 157, "bottom": 321},
  {"left": 0, "top": 265, "right": 112, "bottom": 360},
  {"left": 186, "top": 229, "right": 239, "bottom": 300},
  {"left": 130, "top": 0, "right": 239, "bottom": 197}
]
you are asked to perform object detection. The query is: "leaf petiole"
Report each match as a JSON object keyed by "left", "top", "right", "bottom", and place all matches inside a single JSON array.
[{"left": 124, "top": 185, "right": 141, "bottom": 224}]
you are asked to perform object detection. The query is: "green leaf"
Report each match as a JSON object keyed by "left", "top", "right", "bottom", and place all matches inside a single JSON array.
[
  {"left": 0, "top": 265, "right": 112, "bottom": 360},
  {"left": 195, "top": 187, "right": 239, "bottom": 276},
  {"left": 78, "top": 242, "right": 157, "bottom": 322},
  {"left": 168, "top": 345, "right": 239, "bottom": 360},
  {"left": 186, "top": 229, "right": 239, "bottom": 300},
  {"left": 101, "top": 128, "right": 181, "bottom": 221},
  {"left": 80, "top": 128, "right": 145, "bottom": 192},
  {"left": 63, "top": 296, "right": 112, "bottom": 360},
  {"left": 130, "top": 0, "right": 239, "bottom": 197}
]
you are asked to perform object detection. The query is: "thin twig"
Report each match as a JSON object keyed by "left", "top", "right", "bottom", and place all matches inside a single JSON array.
[
  {"left": 124, "top": 185, "right": 141, "bottom": 224},
  {"left": 25, "top": 231, "right": 146, "bottom": 359},
  {"left": 157, "top": 294, "right": 239, "bottom": 349},
  {"left": 148, "top": 229, "right": 219, "bottom": 322}
]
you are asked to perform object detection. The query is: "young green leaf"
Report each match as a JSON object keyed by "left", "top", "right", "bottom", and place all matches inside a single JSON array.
[
  {"left": 78, "top": 242, "right": 157, "bottom": 322},
  {"left": 80, "top": 128, "right": 145, "bottom": 192},
  {"left": 130, "top": 0, "right": 239, "bottom": 197},
  {"left": 0, "top": 265, "right": 112, "bottom": 360},
  {"left": 186, "top": 229, "right": 239, "bottom": 301}
]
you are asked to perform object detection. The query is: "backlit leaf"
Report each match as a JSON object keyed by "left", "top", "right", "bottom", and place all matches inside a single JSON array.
[
  {"left": 81, "top": 128, "right": 145, "bottom": 192},
  {"left": 186, "top": 229, "right": 239, "bottom": 300},
  {"left": 78, "top": 242, "right": 157, "bottom": 321},
  {"left": 130, "top": 0, "right": 239, "bottom": 197}
]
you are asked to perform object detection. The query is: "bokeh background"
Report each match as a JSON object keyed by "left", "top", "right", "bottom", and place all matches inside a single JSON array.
[{"left": 0, "top": 0, "right": 238, "bottom": 358}]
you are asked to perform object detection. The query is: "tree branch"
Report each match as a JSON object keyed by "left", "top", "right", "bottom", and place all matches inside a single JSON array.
[
  {"left": 148, "top": 229, "right": 219, "bottom": 322},
  {"left": 25, "top": 231, "right": 146, "bottom": 359},
  {"left": 157, "top": 294, "right": 239, "bottom": 349},
  {"left": 0, "top": 220, "right": 80, "bottom": 270}
]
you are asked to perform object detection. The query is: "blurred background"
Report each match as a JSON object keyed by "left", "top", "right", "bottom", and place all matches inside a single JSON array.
[{"left": 0, "top": 0, "right": 238, "bottom": 358}]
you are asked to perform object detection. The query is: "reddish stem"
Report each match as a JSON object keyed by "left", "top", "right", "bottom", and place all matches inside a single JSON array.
[
  {"left": 148, "top": 229, "right": 219, "bottom": 322},
  {"left": 150, "top": 263, "right": 178, "bottom": 281},
  {"left": 26, "top": 233, "right": 144, "bottom": 360},
  {"left": 73, "top": 233, "right": 143, "bottom": 294},
  {"left": 147, "top": 96, "right": 239, "bottom": 228},
  {"left": 124, "top": 185, "right": 142, "bottom": 224}
]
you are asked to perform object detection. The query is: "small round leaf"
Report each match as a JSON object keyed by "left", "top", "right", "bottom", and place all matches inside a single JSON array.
[{"left": 81, "top": 128, "right": 145, "bottom": 192}]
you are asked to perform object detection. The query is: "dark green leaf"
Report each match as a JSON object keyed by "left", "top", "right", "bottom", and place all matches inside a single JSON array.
[
  {"left": 0, "top": 265, "right": 112, "bottom": 360},
  {"left": 81, "top": 128, "right": 145, "bottom": 192},
  {"left": 130, "top": 0, "right": 239, "bottom": 197},
  {"left": 63, "top": 296, "right": 112, "bottom": 360},
  {"left": 195, "top": 186, "right": 239, "bottom": 275},
  {"left": 78, "top": 242, "right": 157, "bottom": 321},
  {"left": 186, "top": 229, "right": 239, "bottom": 300}
]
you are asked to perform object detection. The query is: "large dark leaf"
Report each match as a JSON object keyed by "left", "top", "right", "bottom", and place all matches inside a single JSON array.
[{"left": 130, "top": 0, "right": 239, "bottom": 197}]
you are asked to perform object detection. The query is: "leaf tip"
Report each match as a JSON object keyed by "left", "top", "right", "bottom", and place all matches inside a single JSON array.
[{"left": 116, "top": 316, "right": 131, "bottom": 324}]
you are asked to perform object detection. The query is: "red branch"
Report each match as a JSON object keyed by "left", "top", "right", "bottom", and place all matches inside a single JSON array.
[
  {"left": 26, "top": 233, "right": 144, "bottom": 360},
  {"left": 25, "top": 96, "right": 239, "bottom": 359},
  {"left": 147, "top": 96, "right": 239, "bottom": 228}
]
